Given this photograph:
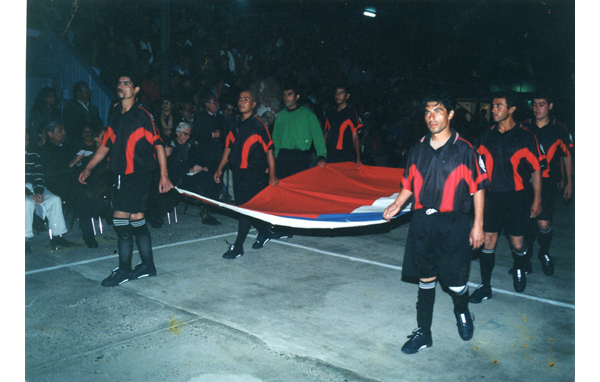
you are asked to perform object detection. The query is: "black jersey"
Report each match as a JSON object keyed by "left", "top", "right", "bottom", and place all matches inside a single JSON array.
[
  {"left": 225, "top": 114, "right": 273, "bottom": 170},
  {"left": 324, "top": 105, "right": 363, "bottom": 162},
  {"left": 401, "top": 130, "right": 489, "bottom": 214},
  {"left": 523, "top": 118, "right": 573, "bottom": 181},
  {"left": 102, "top": 102, "right": 164, "bottom": 175},
  {"left": 476, "top": 123, "right": 546, "bottom": 193}
]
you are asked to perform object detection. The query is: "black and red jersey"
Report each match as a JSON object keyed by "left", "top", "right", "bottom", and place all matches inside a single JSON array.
[
  {"left": 225, "top": 114, "right": 273, "bottom": 170},
  {"left": 522, "top": 118, "right": 574, "bottom": 180},
  {"left": 324, "top": 105, "right": 363, "bottom": 162},
  {"left": 102, "top": 101, "right": 164, "bottom": 175},
  {"left": 401, "top": 129, "right": 489, "bottom": 214},
  {"left": 476, "top": 123, "right": 546, "bottom": 193}
]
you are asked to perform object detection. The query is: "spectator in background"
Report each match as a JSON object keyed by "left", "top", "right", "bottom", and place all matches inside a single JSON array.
[
  {"left": 62, "top": 81, "right": 102, "bottom": 144},
  {"left": 26, "top": 131, "right": 73, "bottom": 252},
  {"left": 28, "top": 87, "right": 62, "bottom": 149},
  {"left": 154, "top": 94, "right": 176, "bottom": 146}
]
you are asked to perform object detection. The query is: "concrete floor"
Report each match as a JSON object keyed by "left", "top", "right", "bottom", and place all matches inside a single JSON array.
[{"left": 24, "top": 198, "right": 575, "bottom": 382}]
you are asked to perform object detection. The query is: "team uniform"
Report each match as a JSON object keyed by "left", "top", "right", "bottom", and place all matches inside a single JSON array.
[
  {"left": 225, "top": 113, "right": 274, "bottom": 205},
  {"left": 324, "top": 105, "right": 363, "bottom": 163},
  {"left": 102, "top": 101, "right": 164, "bottom": 213},
  {"left": 476, "top": 123, "right": 546, "bottom": 236},
  {"left": 523, "top": 117, "right": 574, "bottom": 221},
  {"left": 401, "top": 129, "right": 489, "bottom": 285}
]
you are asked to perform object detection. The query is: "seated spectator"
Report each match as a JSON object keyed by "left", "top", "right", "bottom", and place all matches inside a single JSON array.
[
  {"left": 28, "top": 87, "right": 62, "bottom": 149},
  {"left": 26, "top": 132, "right": 73, "bottom": 252},
  {"left": 38, "top": 121, "right": 84, "bottom": 206},
  {"left": 166, "top": 122, "right": 221, "bottom": 225}
]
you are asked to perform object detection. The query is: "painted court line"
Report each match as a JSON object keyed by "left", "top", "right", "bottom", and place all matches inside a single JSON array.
[
  {"left": 24, "top": 232, "right": 238, "bottom": 276},
  {"left": 26, "top": 232, "right": 575, "bottom": 310}
]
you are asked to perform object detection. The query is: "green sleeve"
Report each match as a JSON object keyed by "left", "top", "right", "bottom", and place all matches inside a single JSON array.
[{"left": 307, "top": 110, "right": 327, "bottom": 159}]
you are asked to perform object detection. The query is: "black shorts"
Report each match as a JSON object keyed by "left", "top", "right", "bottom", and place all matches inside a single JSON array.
[
  {"left": 112, "top": 170, "right": 153, "bottom": 214},
  {"left": 276, "top": 149, "right": 310, "bottom": 179},
  {"left": 402, "top": 209, "right": 472, "bottom": 286},
  {"left": 233, "top": 168, "right": 269, "bottom": 206},
  {"left": 483, "top": 190, "right": 530, "bottom": 236},
  {"left": 536, "top": 178, "right": 559, "bottom": 222}
]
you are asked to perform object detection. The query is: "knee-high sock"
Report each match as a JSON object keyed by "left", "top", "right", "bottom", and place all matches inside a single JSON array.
[
  {"left": 416, "top": 281, "right": 436, "bottom": 335},
  {"left": 450, "top": 285, "right": 469, "bottom": 313},
  {"left": 512, "top": 247, "right": 528, "bottom": 269},
  {"left": 113, "top": 218, "right": 134, "bottom": 272},
  {"left": 131, "top": 218, "right": 153, "bottom": 266},
  {"left": 538, "top": 227, "right": 553, "bottom": 255},
  {"left": 234, "top": 216, "right": 252, "bottom": 248},
  {"left": 480, "top": 249, "right": 495, "bottom": 287}
]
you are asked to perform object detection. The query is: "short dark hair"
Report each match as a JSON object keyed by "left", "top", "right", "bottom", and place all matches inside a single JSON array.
[
  {"left": 72, "top": 81, "right": 89, "bottom": 97},
  {"left": 422, "top": 91, "right": 455, "bottom": 113},
  {"left": 492, "top": 90, "right": 520, "bottom": 110},
  {"left": 282, "top": 82, "right": 301, "bottom": 97},
  {"left": 335, "top": 83, "right": 351, "bottom": 94},
  {"left": 123, "top": 72, "right": 142, "bottom": 89},
  {"left": 532, "top": 89, "right": 553, "bottom": 104}
]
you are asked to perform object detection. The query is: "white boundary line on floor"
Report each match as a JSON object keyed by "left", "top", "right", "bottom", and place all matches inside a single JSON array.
[{"left": 26, "top": 232, "right": 575, "bottom": 310}]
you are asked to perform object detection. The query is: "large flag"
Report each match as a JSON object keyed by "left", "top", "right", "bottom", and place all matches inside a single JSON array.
[{"left": 177, "top": 162, "right": 411, "bottom": 229}]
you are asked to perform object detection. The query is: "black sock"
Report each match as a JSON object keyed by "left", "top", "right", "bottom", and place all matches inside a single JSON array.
[
  {"left": 234, "top": 217, "right": 252, "bottom": 249},
  {"left": 538, "top": 227, "right": 553, "bottom": 255},
  {"left": 479, "top": 249, "right": 495, "bottom": 287},
  {"left": 451, "top": 286, "right": 470, "bottom": 314},
  {"left": 416, "top": 282, "right": 436, "bottom": 335},
  {"left": 512, "top": 247, "right": 527, "bottom": 269},
  {"left": 113, "top": 218, "right": 134, "bottom": 272},
  {"left": 131, "top": 218, "right": 153, "bottom": 266}
]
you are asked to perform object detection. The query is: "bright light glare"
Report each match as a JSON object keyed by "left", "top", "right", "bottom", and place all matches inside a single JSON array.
[{"left": 363, "top": 11, "right": 376, "bottom": 17}]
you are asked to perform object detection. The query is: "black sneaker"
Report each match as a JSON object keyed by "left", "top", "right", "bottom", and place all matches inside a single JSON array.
[
  {"left": 469, "top": 284, "right": 492, "bottom": 303},
  {"left": 401, "top": 328, "right": 432, "bottom": 354},
  {"left": 101, "top": 267, "right": 131, "bottom": 287},
  {"left": 130, "top": 263, "right": 157, "bottom": 280},
  {"left": 252, "top": 232, "right": 272, "bottom": 249},
  {"left": 223, "top": 244, "right": 244, "bottom": 259},
  {"left": 455, "top": 310, "right": 475, "bottom": 341},
  {"left": 50, "top": 236, "right": 73, "bottom": 250},
  {"left": 512, "top": 267, "right": 526, "bottom": 293},
  {"left": 538, "top": 253, "right": 554, "bottom": 276},
  {"left": 271, "top": 232, "right": 293, "bottom": 240},
  {"left": 85, "top": 238, "right": 99, "bottom": 248}
]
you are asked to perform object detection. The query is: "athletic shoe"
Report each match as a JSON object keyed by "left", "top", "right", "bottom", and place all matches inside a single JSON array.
[
  {"left": 455, "top": 310, "right": 475, "bottom": 341},
  {"left": 469, "top": 284, "right": 492, "bottom": 303},
  {"left": 271, "top": 232, "right": 293, "bottom": 240},
  {"left": 252, "top": 232, "right": 272, "bottom": 249},
  {"left": 401, "top": 328, "right": 433, "bottom": 354},
  {"left": 223, "top": 244, "right": 244, "bottom": 259},
  {"left": 538, "top": 253, "right": 554, "bottom": 276},
  {"left": 512, "top": 267, "right": 526, "bottom": 293},
  {"left": 85, "top": 238, "right": 99, "bottom": 248},
  {"left": 50, "top": 236, "right": 73, "bottom": 250},
  {"left": 129, "top": 263, "right": 157, "bottom": 280},
  {"left": 101, "top": 267, "right": 130, "bottom": 287}
]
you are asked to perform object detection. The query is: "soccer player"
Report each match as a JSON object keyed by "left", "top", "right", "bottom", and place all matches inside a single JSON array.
[
  {"left": 383, "top": 91, "right": 488, "bottom": 354},
  {"left": 523, "top": 91, "right": 574, "bottom": 275},
  {"left": 470, "top": 90, "right": 546, "bottom": 300},
  {"left": 79, "top": 74, "right": 173, "bottom": 287}
]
